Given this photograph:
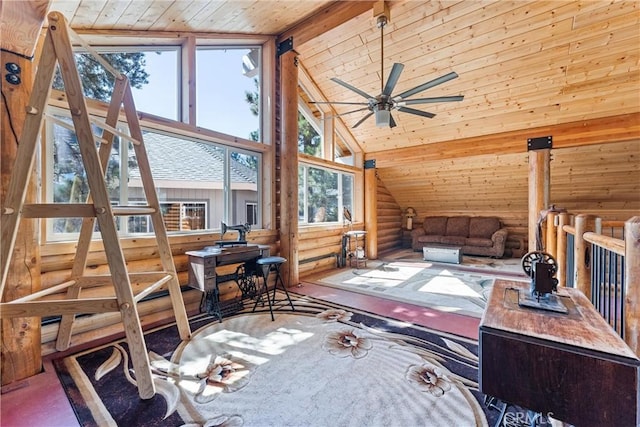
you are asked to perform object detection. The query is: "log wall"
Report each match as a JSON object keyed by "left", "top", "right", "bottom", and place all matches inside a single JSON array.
[{"left": 377, "top": 176, "right": 402, "bottom": 255}]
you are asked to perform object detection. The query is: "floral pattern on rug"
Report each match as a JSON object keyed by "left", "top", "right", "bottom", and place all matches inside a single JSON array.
[{"left": 55, "top": 298, "right": 498, "bottom": 427}]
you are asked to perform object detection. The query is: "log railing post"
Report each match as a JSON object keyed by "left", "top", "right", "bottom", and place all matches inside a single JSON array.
[
  {"left": 528, "top": 148, "right": 550, "bottom": 252},
  {"left": 556, "top": 212, "right": 570, "bottom": 287},
  {"left": 574, "top": 214, "right": 595, "bottom": 299},
  {"left": 624, "top": 216, "right": 640, "bottom": 356}
]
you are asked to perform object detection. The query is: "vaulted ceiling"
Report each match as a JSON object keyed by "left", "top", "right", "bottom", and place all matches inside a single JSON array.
[{"left": 30, "top": 0, "right": 640, "bottom": 155}]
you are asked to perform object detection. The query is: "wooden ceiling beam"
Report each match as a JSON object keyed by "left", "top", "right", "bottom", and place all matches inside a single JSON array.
[
  {"left": 277, "top": 1, "right": 375, "bottom": 47},
  {"left": 0, "top": 0, "right": 50, "bottom": 58},
  {"left": 367, "top": 113, "right": 640, "bottom": 168}
]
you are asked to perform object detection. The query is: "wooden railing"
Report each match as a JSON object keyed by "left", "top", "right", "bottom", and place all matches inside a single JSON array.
[{"left": 544, "top": 214, "right": 639, "bottom": 356}]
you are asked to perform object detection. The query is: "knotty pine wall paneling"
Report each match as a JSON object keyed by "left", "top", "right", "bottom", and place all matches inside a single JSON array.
[
  {"left": 377, "top": 151, "right": 530, "bottom": 254},
  {"left": 550, "top": 140, "right": 640, "bottom": 219}
]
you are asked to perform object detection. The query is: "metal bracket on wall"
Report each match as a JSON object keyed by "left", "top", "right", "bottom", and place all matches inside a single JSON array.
[
  {"left": 277, "top": 37, "right": 293, "bottom": 57},
  {"left": 527, "top": 136, "right": 552, "bottom": 150},
  {"left": 364, "top": 159, "right": 376, "bottom": 169}
]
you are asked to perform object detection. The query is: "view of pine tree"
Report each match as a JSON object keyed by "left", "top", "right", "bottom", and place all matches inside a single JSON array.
[
  {"left": 245, "top": 78, "right": 260, "bottom": 142},
  {"left": 53, "top": 52, "right": 149, "bottom": 102},
  {"left": 298, "top": 112, "right": 321, "bottom": 156}
]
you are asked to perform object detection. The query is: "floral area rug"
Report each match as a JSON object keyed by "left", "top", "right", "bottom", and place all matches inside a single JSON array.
[{"left": 54, "top": 294, "right": 505, "bottom": 426}]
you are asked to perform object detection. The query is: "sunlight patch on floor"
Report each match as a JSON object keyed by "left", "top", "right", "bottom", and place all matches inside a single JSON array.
[{"left": 417, "top": 270, "right": 483, "bottom": 298}]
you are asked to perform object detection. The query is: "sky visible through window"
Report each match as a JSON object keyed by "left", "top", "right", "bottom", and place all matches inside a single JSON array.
[{"left": 130, "top": 48, "right": 259, "bottom": 140}]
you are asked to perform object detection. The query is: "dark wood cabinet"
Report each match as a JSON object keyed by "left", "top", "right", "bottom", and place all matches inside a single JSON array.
[{"left": 479, "top": 280, "right": 640, "bottom": 427}]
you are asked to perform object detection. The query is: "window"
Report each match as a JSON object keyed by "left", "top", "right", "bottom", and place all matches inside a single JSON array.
[
  {"left": 245, "top": 202, "right": 258, "bottom": 226},
  {"left": 334, "top": 131, "right": 354, "bottom": 166},
  {"left": 196, "top": 47, "right": 261, "bottom": 141},
  {"left": 44, "top": 109, "right": 261, "bottom": 241},
  {"left": 298, "top": 163, "right": 353, "bottom": 224},
  {"left": 127, "top": 202, "right": 206, "bottom": 233},
  {"left": 298, "top": 111, "right": 322, "bottom": 157},
  {"left": 53, "top": 47, "right": 180, "bottom": 121}
]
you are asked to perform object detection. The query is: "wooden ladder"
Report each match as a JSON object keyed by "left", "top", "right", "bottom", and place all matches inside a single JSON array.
[{"left": 0, "top": 11, "right": 191, "bottom": 399}]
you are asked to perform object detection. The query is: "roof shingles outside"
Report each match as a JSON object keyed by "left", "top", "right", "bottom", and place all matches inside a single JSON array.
[{"left": 129, "top": 132, "right": 257, "bottom": 185}]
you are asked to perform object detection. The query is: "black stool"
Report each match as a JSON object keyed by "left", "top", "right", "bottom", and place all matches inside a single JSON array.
[{"left": 252, "top": 256, "right": 295, "bottom": 320}]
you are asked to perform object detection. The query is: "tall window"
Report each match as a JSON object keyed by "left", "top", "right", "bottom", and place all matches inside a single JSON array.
[
  {"left": 196, "top": 47, "right": 261, "bottom": 141},
  {"left": 298, "top": 164, "right": 353, "bottom": 224}
]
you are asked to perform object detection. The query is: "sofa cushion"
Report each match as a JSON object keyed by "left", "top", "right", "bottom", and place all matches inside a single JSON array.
[
  {"left": 440, "top": 236, "right": 467, "bottom": 246},
  {"left": 417, "top": 235, "right": 443, "bottom": 244},
  {"left": 469, "top": 217, "right": 500, "bottom": 238},
  {"left": 445, "top": 216, "right": 470, "bottom": 237},
  {"left": 423, "top": 216, "right": 448, "bottom": 236},
  {"left": 465, "top": 237, "right": 494, "bottom": 248}
]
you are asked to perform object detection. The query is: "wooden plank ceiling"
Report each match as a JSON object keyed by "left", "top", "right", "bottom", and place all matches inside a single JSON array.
[{"left": 44, "top": 0, "right": 640, "bottom": 156}]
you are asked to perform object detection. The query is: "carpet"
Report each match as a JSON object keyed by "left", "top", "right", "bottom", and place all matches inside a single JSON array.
[
  {"left": 311, "top": 253, "right": 528, "bottom": 318},
  {"left": 54, "top": 294, "right": 506, "bottom": 427}
]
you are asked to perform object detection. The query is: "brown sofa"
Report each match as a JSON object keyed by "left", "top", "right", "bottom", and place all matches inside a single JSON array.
[{"left": 411, "top": 216, "right": 508, "bottom": 258}]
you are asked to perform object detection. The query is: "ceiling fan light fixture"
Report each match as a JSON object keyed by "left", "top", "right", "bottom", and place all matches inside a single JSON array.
[{"left": 375, "top": 109, "right": 390, "bottom": 127}]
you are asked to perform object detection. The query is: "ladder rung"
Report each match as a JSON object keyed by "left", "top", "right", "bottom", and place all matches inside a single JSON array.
[
  {"left": 88, "top": 117, "right": 142, "bottom": 145},
  {"left": 44, "top": 113, "right": 143, "bottom": 146},
  {"left": 134, "top": 274, "right": 173, "bottom": 303},
  {"left": 22, "top": 204, "right": 95, "bottom": 218},
  {"left": 76, "top": 272, "right": 173, "bottom": 287},
  {"left": 112, "top": 206, "right": 156, "bottom": 215},
  {"left": 21, "top": 204, "right": 156, "bottom": 217},
  {"left": 10, "top": 280, "right": 77, "bottom": 303},
  {"left": 1, "top": 298, "right": 119, "bottom": 318}
]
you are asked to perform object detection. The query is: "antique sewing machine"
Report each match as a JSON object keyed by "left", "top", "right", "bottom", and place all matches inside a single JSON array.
[
  {"left": 218, "top": 221, "right": 251, "bottom": 246},
  {"left": 518, "top": 251, "right": 567, "bottom": 313}
]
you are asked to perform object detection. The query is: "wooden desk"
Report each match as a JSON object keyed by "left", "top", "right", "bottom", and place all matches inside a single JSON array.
[{"left": 479, "top": 280, "right": 639, "bottom": 427}]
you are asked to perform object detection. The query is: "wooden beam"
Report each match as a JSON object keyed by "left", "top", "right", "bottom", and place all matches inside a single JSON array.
[
  {"left": 279, "top": 49, "right": 300, "bottom": 286},
  {"left": 0, "top": 26, "right": 46, "bottom": 384},
  {"left": 278, "top": 1, "right": 375, "bottom": 46},
  {"left": 0, "top": 0, "right": 50, "bottom": 58},
  {"left": 367, "top": 113, "right": 640, "bottom": 168}
]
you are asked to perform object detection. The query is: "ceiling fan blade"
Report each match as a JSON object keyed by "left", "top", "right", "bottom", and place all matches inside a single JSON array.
[
  {"left": 333, "top": 107, "right": 371, "bottom": 117},
  {"left": 401, "top": 95, "right": 464, "bottom": 105},
  {"left": 311, "top": 101, "right": 369, "bottom": 106},
  {"left": 394, "top": 71, "right": 459, "bottom": 100},
  {"left": 389, "top": 113, "right": 397, "bottom": 128},
  {"left": 352, "top": 112, "right": 374, "bottom": 128},
  {"left": 382, "top": 63, "right": 404, "bottom": 96},
  {"left": 331, "top": 77, "right": 375, "bottom": 100},
  {"left": 398, "top": 107, "right": 436, "bottom": 119}
]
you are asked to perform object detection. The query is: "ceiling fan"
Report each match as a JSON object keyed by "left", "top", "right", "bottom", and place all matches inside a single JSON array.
[{"left": 313, "top": 8, "right": 464, "bottom": 129}]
